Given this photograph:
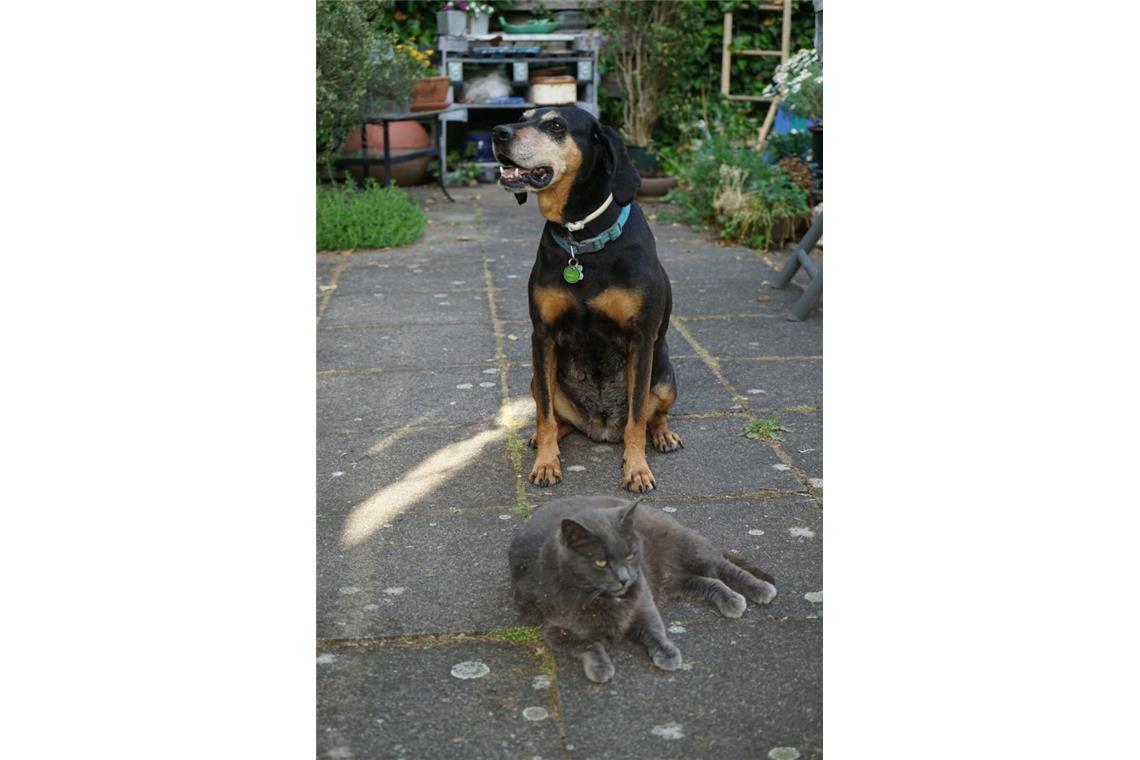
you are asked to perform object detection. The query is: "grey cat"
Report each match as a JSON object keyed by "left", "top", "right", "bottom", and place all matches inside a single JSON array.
[{"left": 508, "top": 495, "right": 778, "bottom": 683}]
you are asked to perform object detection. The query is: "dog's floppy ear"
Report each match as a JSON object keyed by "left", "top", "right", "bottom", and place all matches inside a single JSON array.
[
  {"left": 514, "top": 192, "right": 527, "bottom": 205},
  {"left": 592, "top": 122, "right": 641, "bottom": 204}
]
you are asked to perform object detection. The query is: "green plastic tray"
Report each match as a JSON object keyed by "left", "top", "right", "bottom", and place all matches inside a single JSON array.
[{"left": 497, "top": 16, "right": 562, "bottom": 34}]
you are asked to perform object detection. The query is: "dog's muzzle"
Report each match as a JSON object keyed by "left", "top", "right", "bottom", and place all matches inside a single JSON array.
[{"left": 491, "top": 125, "right": 553, "bottom": 190}]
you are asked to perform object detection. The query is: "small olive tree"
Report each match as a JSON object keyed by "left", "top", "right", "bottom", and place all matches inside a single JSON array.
[
  {"left": 316, "top": 0, "right": 392, "bottom": 177},
  {"left": 592, "top": 1, "right": 690, "bottom": 147}
]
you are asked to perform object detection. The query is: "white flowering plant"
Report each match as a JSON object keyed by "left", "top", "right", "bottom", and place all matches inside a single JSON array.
[
  {"left": 762, "top": 48, "right": 822, "bottom": 120},
  {"left": 467, "top": 1, "right": 494, "bottom": 16}
]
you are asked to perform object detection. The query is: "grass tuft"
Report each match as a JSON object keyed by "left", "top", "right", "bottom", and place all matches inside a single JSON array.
[
  {"left": 739, "top": 415, "right": 791, "bottom": 442},
  {"left": 488, "top": 626, "right": 542, "bottom": 644},
  {"left": 317, "top": 178, "right": 426, "bottom": 251}
]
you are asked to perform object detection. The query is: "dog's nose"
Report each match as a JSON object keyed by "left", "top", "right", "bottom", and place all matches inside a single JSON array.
[{"left": 492, "top": 125, "right": 514, "bottom": 143}]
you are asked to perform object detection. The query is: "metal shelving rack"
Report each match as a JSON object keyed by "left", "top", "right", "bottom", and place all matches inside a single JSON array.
[{"left": 436, "top": 32, "right": 599, "bottom": 178}]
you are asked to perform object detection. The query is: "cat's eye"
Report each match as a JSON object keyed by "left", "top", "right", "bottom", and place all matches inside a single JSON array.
[
  {"left": 624, "top": 553, "right": 635, "bottom": 561},
  {"left": 594, "top": 559, "right": 607, "bottom": 568}
]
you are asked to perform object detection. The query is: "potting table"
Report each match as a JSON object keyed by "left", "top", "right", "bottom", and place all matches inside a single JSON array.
[{"left": 336, "top": 107, "right": 463, "bottom": 202}]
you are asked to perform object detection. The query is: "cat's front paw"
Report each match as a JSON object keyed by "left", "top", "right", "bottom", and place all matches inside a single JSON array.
[
  {"left": 651, "top": 643, "right": 683, "bottom": 671},
  {"left": 583, "top": 656, "right": 615, "bottom": 683},
  {"left": 715, "top": 589, "right": 747, "bottom": 618},
  {"left": 749, "top": 580, "right": 778, "bottom": 605}
]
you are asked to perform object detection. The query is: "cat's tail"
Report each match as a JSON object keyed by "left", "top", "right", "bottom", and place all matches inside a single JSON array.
[{"left": 721, "top": 551, "right": 776, "bottom": 584}]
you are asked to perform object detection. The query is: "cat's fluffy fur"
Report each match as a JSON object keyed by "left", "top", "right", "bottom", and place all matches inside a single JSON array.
[{"left": 508, "top": 495, "right": 777, "bottom": 683}]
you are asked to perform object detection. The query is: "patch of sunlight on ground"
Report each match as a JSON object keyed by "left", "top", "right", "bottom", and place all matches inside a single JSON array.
[{"left": 342, "top": 397, "right": 534, "bottom": 547}]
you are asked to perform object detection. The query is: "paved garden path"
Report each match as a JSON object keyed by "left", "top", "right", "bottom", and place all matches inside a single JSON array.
[{"left": 317, "top": 186, "right": 823, "bottom": 759}]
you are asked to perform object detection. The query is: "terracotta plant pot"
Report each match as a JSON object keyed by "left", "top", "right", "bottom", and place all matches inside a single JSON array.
[
  {"left": 411, "top": 76, "right": 450, "bottom": 112},
  {"left": 342, "top": 121, "right": 431, "bottom": 187},
  {"left": 636, "top": 175, "right": 677, "bottom": 198}
]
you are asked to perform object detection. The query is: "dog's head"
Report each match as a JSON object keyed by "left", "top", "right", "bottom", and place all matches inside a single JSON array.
[{"left": 491, "top": 106, "right": 640, "bottom": 221}]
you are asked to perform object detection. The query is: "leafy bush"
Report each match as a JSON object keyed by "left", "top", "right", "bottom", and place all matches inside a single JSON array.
[
  {"left": 663, "top": 133, "right": 810, "bottom": 252},
  {"left": 316, "top": 178, "right": 426, "bottom": 251},
  {"left": 764, "top": 129, "right": 813, "bottom": 162}
]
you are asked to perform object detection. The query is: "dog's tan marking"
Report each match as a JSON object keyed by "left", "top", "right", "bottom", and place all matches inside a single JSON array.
[
  {"left": 589, "top": 287, "right": 643, "bottom": 326},
  {"left": 536, "top": 139, "right": 583, "bottom": 224},
  {"left": 540, "top": 111, "right": 559, "bottom": 122},
  {"left": 522, "top": 109, "right": 536, "bottom": 119},
  {"left": 533, "top": 285, "right": 576, "bottom": 326}
]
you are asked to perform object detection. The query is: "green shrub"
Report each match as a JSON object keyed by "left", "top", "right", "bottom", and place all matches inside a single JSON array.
[
  {"left": 316, "top": 178, "right": 426, "bottom": 251},
  {"left": 765, "top": 129, "right": 813, "bottom": 162},
  {"left": 663, "top": 133, "right": 810, "bottom": 252}
]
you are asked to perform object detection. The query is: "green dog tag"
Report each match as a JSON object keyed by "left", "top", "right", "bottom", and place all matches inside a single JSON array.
[{"left": 563, "top": 265, "right": 583, "bottom": 284}]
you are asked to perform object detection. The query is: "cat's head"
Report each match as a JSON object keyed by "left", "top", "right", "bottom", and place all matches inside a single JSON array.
[{"left": 557, "top": 499, "right": 643, "bottom": 599}]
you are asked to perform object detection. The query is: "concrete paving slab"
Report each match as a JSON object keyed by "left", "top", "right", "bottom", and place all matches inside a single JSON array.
[
  {"left": 317, "top": 640, "right": 563, "bottom": 759},
  {"left": 317, "top": 322, "right": 497, "bottom": 371},
  {"left": 681, "top": 314, "right": 822, "bottom": 358},
  {"left": 486, "top": 256, "right": 538, "bottom": 290},
  {"left": 489, "top": 278, "right": 534, "bottom": 324},
  {"left": 317, "top": 425, "right": 518, "bottom": 520},
  {"left": 718, "top": 357, "right": 823, "bottom": 412},
  {"left": 554, "top": 618, "right": 822, "bottom": 760},
  {"left": 319, "top": 290, "right": 487, "bottom": 328},
  {"left": 318, "top": 506, "right": 522, "bottom": 638},
  {"left": 332, "top": 254, "right": 489, "bottom": 297},
  {"left": 317, "top": 367, "right": 504, "bottom": 434},
  {"left": 780, "top": 412, "right": 823, "bottom": 483}
]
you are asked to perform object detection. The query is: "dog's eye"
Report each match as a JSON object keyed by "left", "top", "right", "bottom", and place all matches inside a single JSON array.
[
  {"left": 594, "top": 559, "right": 607, "bottom": 568},
  {"left": 624, "top": 553, "right": 635, "bottom": 561},
  {"left": 550, "top": 121, "right": 565, "bottom": 132}
]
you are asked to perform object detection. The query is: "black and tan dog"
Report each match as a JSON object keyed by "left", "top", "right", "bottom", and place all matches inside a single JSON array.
[{"left": 492, "top": 106, "right": 681, "bottom": 494}]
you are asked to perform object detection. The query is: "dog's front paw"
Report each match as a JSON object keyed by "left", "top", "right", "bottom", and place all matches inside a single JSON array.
[
  {"left": 622, "top": 459, "right": 656, "bottom": 493},
  {"left": 650, "top": 428, "right": 683, "bottom": 453},
  {"left": 529, "top": 455, "right": 562, "bottom": 487}
]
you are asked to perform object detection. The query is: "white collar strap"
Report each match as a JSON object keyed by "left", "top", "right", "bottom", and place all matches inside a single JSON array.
[{"left": 563, "top": 194, "right": 614, "bottom": 232}]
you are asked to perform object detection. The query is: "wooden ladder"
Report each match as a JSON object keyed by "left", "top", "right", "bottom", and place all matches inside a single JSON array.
[{"left": 720, "top": 1, "right": 793, "bottom": 146}]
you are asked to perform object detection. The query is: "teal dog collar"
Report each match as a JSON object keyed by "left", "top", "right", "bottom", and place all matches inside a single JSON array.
[{"left": 551, "top": 204, "right": 631, "bottom": 256}]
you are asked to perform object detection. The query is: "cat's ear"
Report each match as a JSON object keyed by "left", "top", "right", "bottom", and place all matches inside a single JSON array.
[
  {"left": 619, "top": 498, "right": 641, "bottom": 528},
  {"left": 560, "top": 519, "right": 593, "bottom": 551}
]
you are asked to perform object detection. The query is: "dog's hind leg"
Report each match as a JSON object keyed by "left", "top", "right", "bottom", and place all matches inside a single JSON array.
[{"left": 527, "top": 382, "right": 588, "bottom": 447}]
